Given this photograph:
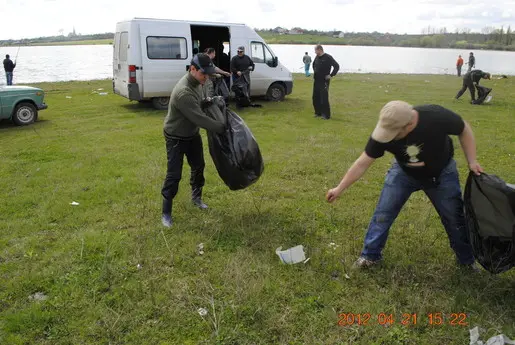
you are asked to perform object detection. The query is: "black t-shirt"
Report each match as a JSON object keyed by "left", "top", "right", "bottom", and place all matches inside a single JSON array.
[{"left": 365, "top": 104, "right": 465, "bottom": 179}]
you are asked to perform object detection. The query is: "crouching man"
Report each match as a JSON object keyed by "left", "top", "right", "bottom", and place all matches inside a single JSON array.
[
  {"left": 326, "top": 101, "right": 483, "bottom": 270},
  {"left": 161, "top": 53, "right": 225, "bottom": 227}
]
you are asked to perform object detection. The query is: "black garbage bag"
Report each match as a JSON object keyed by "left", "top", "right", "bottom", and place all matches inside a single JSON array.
[
  {"left": 464, "top": 171, "right": 515, "bottom": 274},
  {"left": 203, "top": 96, "right": 264, "bottom": 190},
  {"left": 231, "top": 72, "right": 251, "bottom": 107},
  {"left": 212, "top": 76, "right": 230, "bottom": 101},
  {"left": 472, "top": 85, "right": 492, "bottom": 105}
]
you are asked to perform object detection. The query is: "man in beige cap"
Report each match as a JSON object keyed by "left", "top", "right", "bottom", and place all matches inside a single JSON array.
[{"left": 326, "top": 101, "right": 483, "bottom": 270}]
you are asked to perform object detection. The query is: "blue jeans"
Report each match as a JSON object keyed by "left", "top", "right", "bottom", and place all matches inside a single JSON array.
[
  {"left": 304, "top": 63, "right": 310, "bottom": 76},
  {"left": 6, "top": 72, "right": 13, "bottom": 85},
  {"left": 361, "top": 159, "right": 475, "bottom": 265}
]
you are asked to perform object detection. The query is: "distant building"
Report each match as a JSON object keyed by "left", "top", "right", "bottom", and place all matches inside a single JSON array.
[
  {"left": 273, "top": 27, "right": 287, "bottom": 34},
  {"left": 289, "top": 29, "right": 304, "bottom": 35}
]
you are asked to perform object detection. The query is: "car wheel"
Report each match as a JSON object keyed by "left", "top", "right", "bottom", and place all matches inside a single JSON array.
[
  {"left": 12, "top": 102, "right": 37, "bottom": 126},
  {"left": 152, "top": 97, "right": 170, "bottom": 110},
  {"left": 266, "top": 83, "right": 286, "bottom": 102}
]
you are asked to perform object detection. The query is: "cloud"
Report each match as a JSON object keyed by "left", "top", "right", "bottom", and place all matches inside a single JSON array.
[
  {"left": 0, "top": 0, "right": 513, "bottom": 40},
  {"left": 258, "top": 0, "right": 276, "bottom": 12}
]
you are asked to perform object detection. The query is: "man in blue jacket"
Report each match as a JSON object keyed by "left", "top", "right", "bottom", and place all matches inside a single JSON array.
[{"left": 3, "top": 54, "right": 16, "bottom": 85}]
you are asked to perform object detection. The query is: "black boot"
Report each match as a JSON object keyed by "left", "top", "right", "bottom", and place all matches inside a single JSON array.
[
  {"left": 192, "top": 188, "right": 208, "bottom": 209},
  {"left": 162, "top": 199, "right": 173, "bottom": 227}
]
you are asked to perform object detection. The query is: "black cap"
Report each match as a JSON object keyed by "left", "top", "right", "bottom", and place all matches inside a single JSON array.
[{"left": 191, "top": 53, "right": 216, "bottom": 75}]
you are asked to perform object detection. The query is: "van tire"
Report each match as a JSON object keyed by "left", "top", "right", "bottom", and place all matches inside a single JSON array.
[
  {"left": 12, "top": 102, "right": 37, "bottom": 126},
  {"left": 266, "top": 83, "right": 286, "bottom": 102},
  {"left": 152, "top": 97, "right": 170, "bottom": 110}
]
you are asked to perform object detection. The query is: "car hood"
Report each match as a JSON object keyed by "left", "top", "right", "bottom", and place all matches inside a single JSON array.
[{"left": 0, "top": 85, "right": 42, "bottom": 91}]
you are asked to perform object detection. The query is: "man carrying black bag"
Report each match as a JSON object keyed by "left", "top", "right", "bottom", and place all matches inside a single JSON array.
[{"left": 161, "top": 53, "right": 226, "bottom": 228}]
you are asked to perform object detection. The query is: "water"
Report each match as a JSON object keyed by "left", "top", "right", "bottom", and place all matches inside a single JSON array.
[{"left": 1, "top": 44, "right": 514, "bottom": 84}]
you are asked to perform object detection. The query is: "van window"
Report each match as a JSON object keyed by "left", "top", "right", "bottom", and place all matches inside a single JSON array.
[
  {"left": 147, "top": 36, "right": 187, "bottom": 59},
  {"left": 250, "top": 42, "right": 265, "bottom": 63},
  {"left": 264, "top": 44, "right": 275, "bottom": 67},
  {"left": 119, "top": 32, "right": 128, "bottom": 62}
]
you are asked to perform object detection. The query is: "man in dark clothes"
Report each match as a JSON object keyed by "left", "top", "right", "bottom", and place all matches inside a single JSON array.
[
  {"left": 218, "top": 45, "right": 231, "bottom": 90},
  {"left": 312, "top": 44, "right": 339, "bottom": 120},
  {"left": 467, "top": 52, "right": 475, "bottom": 72},
  {"left": 455, "top": 69, "right": 490, "bottom": 103},
  {"left": 161, "top": 53, "right": 226, "bottom": 228},
  {"left": 230, "top": 46, "right": 255, "bottom": 97},
  {"left": 326, "top": 100, "right": 483, "bottom": 271},
  {"left": 3, "top": 54, "right": 16, "bottom": 85}
]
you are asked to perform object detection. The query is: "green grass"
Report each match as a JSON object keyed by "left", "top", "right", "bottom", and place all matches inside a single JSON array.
[{"left": 0, "top": 74, "right": 514, "bottom": 344}]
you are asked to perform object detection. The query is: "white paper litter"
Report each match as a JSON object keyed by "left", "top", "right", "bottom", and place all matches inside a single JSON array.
[
  {"left": 98, "top": 92, "right": 108, "bottom": 96},
  {"left": 70, "top": 201, "right": 79, "bottom": 206},
  {"left": 29, "top": 292, "right": 48, "bottom": 301},
  {"left": 97, "top": 88, "right": 104, "bottom": 91},
  {"left": 198, "top": 307, "right": 208, "bottom": 316},
  {"left": 276, "top": 245, "right": 306, "bottom": 264},
  {"left": 65, "top": 96, "right": 72, "bottom": 99},
  {"left": 197, "top": 243, "right": 204, "bottom": 255},
  {"left": 469, "top": 326, "right": 515, "bottom": 345}
]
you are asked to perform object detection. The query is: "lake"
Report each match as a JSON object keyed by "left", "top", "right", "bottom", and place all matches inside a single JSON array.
[{"left": 1, "top": 44, "right": 514, "bottom": 85}]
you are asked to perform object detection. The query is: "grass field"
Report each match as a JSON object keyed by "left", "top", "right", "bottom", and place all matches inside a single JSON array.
[{"left": 0, "top": 74, "right": 514, "bottom": 344}]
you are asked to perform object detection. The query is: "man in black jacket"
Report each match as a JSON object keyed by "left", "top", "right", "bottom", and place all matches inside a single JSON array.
[
  {"left": 3, "top": 54, "right": 16, "bottom": 85},
  {"left": 230, "top": 46, "right": 255, "bottom": 98},
  {"left": 455, "top": 69, "right": 490, "bottom": 103},
  {"left": 312, "top": 45, "right": 339, "bottom": 120}
]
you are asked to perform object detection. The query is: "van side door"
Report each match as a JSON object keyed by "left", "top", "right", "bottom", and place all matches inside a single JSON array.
[{"left": 140, "top": 23, "right": 192, "bottom": 99}]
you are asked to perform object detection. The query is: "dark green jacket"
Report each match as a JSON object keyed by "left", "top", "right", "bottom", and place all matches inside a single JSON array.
[{"left": 164, "top": 73, "right": 224, "bottom": 139}]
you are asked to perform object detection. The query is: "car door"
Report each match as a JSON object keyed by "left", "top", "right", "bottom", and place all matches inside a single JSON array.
[{"left": 0, "top": 88, "right": 5, "bottom": 119}]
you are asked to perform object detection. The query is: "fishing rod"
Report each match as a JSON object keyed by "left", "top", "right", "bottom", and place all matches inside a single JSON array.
[{"left": 14, "top": 46, "right": 21, "bottom": 64}]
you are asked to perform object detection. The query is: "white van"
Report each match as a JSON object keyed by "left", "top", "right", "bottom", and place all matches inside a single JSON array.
[{"left": 113, "top": 18, "right": 293, "bottom": 109}]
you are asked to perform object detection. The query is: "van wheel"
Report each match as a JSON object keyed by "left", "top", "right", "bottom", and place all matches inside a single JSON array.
[
  {"left": 152, "top": 97, "right": 170, "bottom": 110},
  {"left": 266, "top": 83, "right": 285, "bottom": 102},
  {"left": 12, "top": 102, "right": 37, "bottom": 126}
]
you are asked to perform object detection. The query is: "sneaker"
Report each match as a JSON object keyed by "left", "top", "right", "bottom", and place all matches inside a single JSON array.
[
  {"left": 192, "top": 198, "right": 208, "bottom": 209},
  {"left": 352, "top": 256, "right": 382, "bottom": 269},
  {"left": 161, "top": 213, "right": 173, "bottom": 228}
]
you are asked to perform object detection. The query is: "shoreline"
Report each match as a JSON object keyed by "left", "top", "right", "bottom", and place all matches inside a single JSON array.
[
  {"left": 1, "top": 40, "right": 515, "bottom": 52},
  {"left": 5, "top": 72, "right": 511, "bottom": 87}
]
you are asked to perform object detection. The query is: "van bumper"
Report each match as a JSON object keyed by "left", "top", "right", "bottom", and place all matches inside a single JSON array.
[
  {"left": 284, "top": 81, "right": 293, "bottom": 95},
  {"left": 128, "top": 83, "right": 142, "bottom": 101},
  {"left": 37, "top": 103, "right": 48, "bottom": 111}
]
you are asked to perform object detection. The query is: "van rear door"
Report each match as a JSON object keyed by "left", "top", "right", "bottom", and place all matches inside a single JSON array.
[
  {"left": 113, "top": 23, "right": 130, "bottom": 98},
  {"left": 140, "top": 22, "right": 191, "bottom": 99}
]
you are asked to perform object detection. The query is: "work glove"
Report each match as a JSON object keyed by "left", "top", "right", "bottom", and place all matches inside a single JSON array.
[{"left": 201, "top": 97, "right": 213, "bottom": 110}]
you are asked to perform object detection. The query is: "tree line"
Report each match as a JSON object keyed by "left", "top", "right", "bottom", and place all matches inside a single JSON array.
[
  {"left": 256, "top": 25, "right": 515, "bottom": 51},
  {"left": 1, "top": 25, "right": 513, "bottom": 51}
]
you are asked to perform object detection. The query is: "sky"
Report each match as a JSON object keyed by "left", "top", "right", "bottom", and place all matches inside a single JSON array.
[{"left": 0, "top": 0, "right": 514, "bottom": 40}]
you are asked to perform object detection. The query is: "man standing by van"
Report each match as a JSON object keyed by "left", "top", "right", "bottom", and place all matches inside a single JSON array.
[
  {"left": 3, "top": 54, "right": 16, "bottom": 85},
  {"left": 161, "top": 53, "right": 226, "bottom": 228},
  {"left": 230, "top": 46, "right": 255, "bottom": 97},
  {"left": 312, "top": 44, "right": 339, "bottom": 120}
]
